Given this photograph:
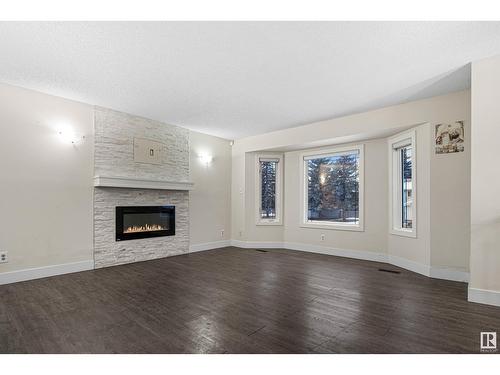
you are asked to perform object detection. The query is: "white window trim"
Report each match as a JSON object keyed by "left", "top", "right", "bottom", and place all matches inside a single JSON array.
[
  {"left": 388, "top": 129, "right": 417, "bottom": 238},
  {"left": 255, "top": 153, "right": 283, "bottom": 226},
  {"left": 299, "top": 144, "right": 364, "bottom": 232}
]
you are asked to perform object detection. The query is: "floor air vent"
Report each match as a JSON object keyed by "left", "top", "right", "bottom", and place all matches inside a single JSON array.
[
  {"left": 254, "top": 249, "right": 268, "bottom": 253},
  {"left": 378, "top": 268, "right": 401, "bottom": 274}
]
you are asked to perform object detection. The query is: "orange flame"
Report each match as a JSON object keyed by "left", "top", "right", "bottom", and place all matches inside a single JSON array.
[{"left": 124, "top": 224, "right": 167, "bottom": 233}]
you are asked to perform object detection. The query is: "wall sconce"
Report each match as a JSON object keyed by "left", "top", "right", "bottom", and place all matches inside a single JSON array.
[
  {"left": 198, "top": 153, "right": 213, "bottom": 165},
  {"left": 58, "top": 130, "right": 85, "bottom": 145}
]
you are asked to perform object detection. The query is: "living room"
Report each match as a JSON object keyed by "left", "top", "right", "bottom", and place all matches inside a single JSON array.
[{"left": 1, "top": 6, "right": 499, "bottom": 372}]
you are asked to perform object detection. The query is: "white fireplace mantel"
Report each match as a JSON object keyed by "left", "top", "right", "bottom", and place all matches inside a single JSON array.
[{"left": 94, "top": 176, "right": 194, "bottom": 191}]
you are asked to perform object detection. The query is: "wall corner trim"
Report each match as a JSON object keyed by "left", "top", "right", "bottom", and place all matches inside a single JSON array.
[
  {"left": 0, "top": 260, "right": 94, "bottom": 285},
  {"left": 468, "top": 287, "right": 500, "bottom": 307}
]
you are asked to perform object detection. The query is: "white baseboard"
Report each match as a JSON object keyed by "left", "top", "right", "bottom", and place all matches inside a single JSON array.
[
  {"left": 430, "top": 266, "right": 470, "bottom": 283},
  {"left": 468, "top": 287, "right": 500, "bottom": 307},
  {"left": 189, "top": 240, "right": 231, "bottom": 253},
  {"left": 230, "top": 240, "right": 385, "bottom": 263},
  {"left": 388, "top": 254, "right": 431, "bottom": 277},
  {"left": 285, "top": 242, "right": 387, "bottom": 263},
  {"left": 228, "top": 240, "right": 470, "bottom": 284},
  {"left": 0, "top": 260, "right": 94, "bottom": 285},
  {"left": 229, "top": 239, "right": 246, "bottom": 248},
  {"left": 230, "top": 240, "right": 285, "bottom": 249}
]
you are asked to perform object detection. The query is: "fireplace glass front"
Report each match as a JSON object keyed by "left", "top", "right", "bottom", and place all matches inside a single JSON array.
[{"left": 116, "top": 206, "right": 175, "bottom": 241}]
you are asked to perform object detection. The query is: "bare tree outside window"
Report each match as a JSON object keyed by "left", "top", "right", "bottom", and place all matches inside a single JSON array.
[
  {"left": 260, "top": 160, "right": 277, "bottom": 219},
  {"left": 401, "top": 146, "right": 413, "bottom": 229},
  {"left": 307, "top": 152, "right": 359, "bottom": 224}
]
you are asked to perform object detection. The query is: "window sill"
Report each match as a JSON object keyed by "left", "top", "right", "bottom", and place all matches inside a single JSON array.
[
  {"left": 390, "top": 228, "right": 417, "bottom": 238},
  {"left": 301, "top": 221, "right": 364, "bottom": 232},
  {"left": 256, "top": 220, "right": 282, "bottom": 226}
]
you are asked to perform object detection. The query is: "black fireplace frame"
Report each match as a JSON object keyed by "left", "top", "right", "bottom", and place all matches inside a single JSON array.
[{"left": 116, "top": 206, "right": 175, "bottom": 241}]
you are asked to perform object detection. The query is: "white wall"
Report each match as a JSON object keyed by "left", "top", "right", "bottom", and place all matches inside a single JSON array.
[
  {"left": 0, "top": 83, "right": 94, "bottom": 274},
  {"left": 233, "top": 91, "right": 467, "bottom": 154},
  {"left": 232, "top": 90, "right": 471, "bottom": 277},
  {"left": 469, "top": 55, "right": 500, "bottom": 305},
  {"left": 231, "top": 152, "right": 246, "bottom": 240},
  {"left": 0, "top": 82, "right": 233, "bottom": 280},
  {"left": 430, "top": 100, "right": 471, "bottom": 273},
  {"left": 189, "top": 130, "right": 232, "bottom": 247}
]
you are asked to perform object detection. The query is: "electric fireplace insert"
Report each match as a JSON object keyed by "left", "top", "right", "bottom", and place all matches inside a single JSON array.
[{"left": 116, "top": 206, "right": 175, "bottom": 241}]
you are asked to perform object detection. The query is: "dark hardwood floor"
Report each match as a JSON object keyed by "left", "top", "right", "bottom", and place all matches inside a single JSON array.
[{"left": 1, "top": 247, "right": 499, "bottom": 353}]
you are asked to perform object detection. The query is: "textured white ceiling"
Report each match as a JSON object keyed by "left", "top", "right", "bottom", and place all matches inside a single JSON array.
[{"left": 1, "top": 22, "right": 500, "bottom": 139}]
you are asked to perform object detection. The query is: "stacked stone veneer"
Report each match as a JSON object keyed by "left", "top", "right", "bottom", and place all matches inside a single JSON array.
[
  {"left": 94, "top": 107, "right": 189, "bottom": 181},
  {"left": 93, "top": 107, "right": 190, "bottom": 268},
  {"left": 94, "top": 188, "right": 189, "bottom": 268}
]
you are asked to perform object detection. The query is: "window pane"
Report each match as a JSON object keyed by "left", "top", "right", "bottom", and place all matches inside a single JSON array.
[
  {"left": 260, "top": 160, "right": 277, "bottom": 219},
  {"left": 401, "top": 147, "right": 413, "bottom": 228},
  {"left": 307, "top": 152, "right": 359, "bottom": 224}
]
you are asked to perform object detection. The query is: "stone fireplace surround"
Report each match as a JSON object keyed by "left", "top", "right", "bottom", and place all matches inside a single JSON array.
[{"left": 93, "top": 107, "right": 192, "bottom": 269}]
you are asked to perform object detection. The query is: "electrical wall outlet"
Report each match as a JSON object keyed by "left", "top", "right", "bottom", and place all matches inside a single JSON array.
[
  {"left": 0, "top": 251, "right": 8, "bottom": 263},
  {"left": 320, "top": 234, "right": 325, "bottom": 241},
  {"left": 220, "top": 229, "right": 225, "bottom": 239}
]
